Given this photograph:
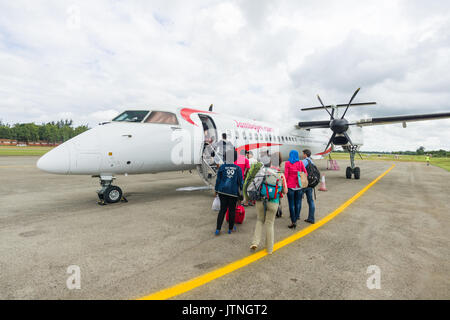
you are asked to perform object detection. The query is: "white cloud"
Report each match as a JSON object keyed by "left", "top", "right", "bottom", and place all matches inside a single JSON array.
[{"left": 0, "top": 0, "right": 449, "bottom": 151}]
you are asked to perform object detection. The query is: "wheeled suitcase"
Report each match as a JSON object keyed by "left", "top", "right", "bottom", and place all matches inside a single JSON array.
[{"left": 226, "top": 205, "right": 246, "bottom": 224}]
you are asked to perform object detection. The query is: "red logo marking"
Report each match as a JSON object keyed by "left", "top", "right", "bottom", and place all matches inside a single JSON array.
[
  {"left": 236, "top": 143, "right": 282, "bottom": 154},
  {"left": 315, "top": 147, "right": 332, "bottom": 156},
  {"left": 180, "top": 108, "right": 215, "bottom": 126}
]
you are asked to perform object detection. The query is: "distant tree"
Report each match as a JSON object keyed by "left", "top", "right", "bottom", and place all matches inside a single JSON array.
[
  {"left": 0, "top": 119, "right": 89, "bottom": 143},
  {"left": 416, "top": 146, "right": 425, "bottom": 155},
  {"left": 0, "top": 121, "right": 11, "bottom": 139}
]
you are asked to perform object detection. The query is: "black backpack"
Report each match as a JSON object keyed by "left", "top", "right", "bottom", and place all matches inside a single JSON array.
[{"left": 305, "top": 159, "right": 320, "bottom": 188}]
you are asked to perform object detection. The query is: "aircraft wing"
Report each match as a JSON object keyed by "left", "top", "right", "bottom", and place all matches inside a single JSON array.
[
  {"left": 350, "top": 112, "right": 450, "bottom": 127},
  {"left": 297, "top": 112, "right": 450, "bottom": 129}
]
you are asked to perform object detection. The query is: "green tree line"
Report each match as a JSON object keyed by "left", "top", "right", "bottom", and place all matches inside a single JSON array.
[
  {"left": 0, "top": 120, "right": 89, "bottom": 143},
  {"left": 334, "top": 147, "right": 450, "bottom": 157}
]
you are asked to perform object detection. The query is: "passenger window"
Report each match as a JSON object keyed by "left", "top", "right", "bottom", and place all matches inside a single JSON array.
[
  {"left": 145, "top": 111, "right": 179, "bottom": 125},
  {"left": 249, "top": 132, "right": 253, "bottom": 140},
  {"left": 235, "top": 131, "right": 239, "bottom": 139}
]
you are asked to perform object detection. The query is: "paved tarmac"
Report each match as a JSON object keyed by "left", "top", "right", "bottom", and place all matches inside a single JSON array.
[{"left": 0, "top": 157, "right": 448, "bottom": 299}]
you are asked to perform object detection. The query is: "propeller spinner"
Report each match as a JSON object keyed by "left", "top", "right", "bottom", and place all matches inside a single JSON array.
[{"left": 319, "top": 88, "right": 364, "bottom": 155}]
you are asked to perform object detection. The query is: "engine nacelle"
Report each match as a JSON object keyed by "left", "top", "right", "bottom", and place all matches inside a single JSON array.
[
  {"left": 333, "top": 135, "right": 348, "bottom": 145},
  {"left": 332, "top": 126, "right": 364, "bottom": 147}
]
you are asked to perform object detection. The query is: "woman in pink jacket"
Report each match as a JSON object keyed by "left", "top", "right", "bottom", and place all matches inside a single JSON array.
[{"left": 284, "top": 150, "right": 307, "bottom": 229}]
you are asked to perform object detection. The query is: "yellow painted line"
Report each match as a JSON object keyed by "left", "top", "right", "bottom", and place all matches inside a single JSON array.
[{"left": 139, "top": 164, "right": 396, "bottom": 300}]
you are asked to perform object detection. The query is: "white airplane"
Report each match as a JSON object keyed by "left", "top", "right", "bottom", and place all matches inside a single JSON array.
[{"left": 37, "top": 88, "right": 450, "bottom": 203}]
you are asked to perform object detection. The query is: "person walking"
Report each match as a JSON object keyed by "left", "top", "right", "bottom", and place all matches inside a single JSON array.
[
  {"left": 250, "top": 152, "right": 287, "bottom": 254},
  {"left": 301, "top": 149, "right": 316, "bottom": 224},
  {"left": 213, "top": 133, "right": 235, "bottom": 168},
  {"left": 284, "top": 150, "right": 307, "bottom": 229},
  {"left": 214, "top": 150, "right": 243, "bottom": 235},
  {"left": 246, "top": 150, "right": 258, "bottom": 166},
  {"left": 235, "top": 150, "right": 250, "bottom": 206},
  {"left": 426, "top": 155, "right": 430, "bottom": 166},
  {"left": 235, "top": 150, "right": 251, "bottom": 180}
]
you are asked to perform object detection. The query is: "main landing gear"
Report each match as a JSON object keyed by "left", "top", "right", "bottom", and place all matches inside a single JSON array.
[
  {"left": 96, "top": 175, "right": 128, "bottom": 205},
  {"left": 346, "top": 146, "right": 361, "bottom": 180}
]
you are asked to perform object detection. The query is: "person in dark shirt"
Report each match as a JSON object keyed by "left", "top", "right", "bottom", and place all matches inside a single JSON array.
[
  {"left": 214, "top": 149, "right": 243, "bottom": 235},
  {"left": 301, "top": 149, "right": 316, "bottom": 224},
  {"left": 213, "top": 133, "right": 235, "bottom": 167}
]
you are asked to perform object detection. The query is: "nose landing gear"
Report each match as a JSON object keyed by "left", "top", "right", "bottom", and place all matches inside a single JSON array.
[
  {"left": 346, "top": 147, "right": 361, "bottom": 180},
  {"left": 97, "top": 175, "right": 128, "bottom": 205}
]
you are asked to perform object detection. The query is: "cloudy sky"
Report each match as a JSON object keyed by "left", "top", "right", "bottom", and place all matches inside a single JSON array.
[{"left": 0, "top": 0, "right": 449, "bottom": 151}]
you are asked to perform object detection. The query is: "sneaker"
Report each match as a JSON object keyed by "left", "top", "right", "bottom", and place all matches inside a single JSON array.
[{"left": 215, "top": 229, "right": 220, "bottom": 236}]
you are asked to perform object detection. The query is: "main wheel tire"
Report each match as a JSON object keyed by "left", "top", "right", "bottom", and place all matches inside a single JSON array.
[
  {"left": 346, "top": 167, "right": 352, "bottom": 179},
  {"left": 104, "top": 186, "right": 123, "bottom": 203},
  {"left": 354, "top": 167, "right": 361, "bottom": 180}
]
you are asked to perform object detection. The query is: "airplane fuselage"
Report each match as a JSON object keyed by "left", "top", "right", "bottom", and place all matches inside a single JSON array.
[{"left": 37, "top": 107, "right": 352, "bottom": 176}]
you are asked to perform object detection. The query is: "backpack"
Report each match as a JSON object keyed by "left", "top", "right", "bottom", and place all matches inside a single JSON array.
[
  {"left": 305, "top": 159, "right": 321, "bottom": 188},
  {"left": 260, "top": 168, "right": 283, "bottom": 201},
  {"left": 246, "top": 165, "right": 266, "bottom": 201}
]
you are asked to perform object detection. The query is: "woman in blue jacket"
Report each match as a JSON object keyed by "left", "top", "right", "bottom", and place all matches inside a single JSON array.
[{"left": 214, "top": 149, "right": 243, "bottom": 235}]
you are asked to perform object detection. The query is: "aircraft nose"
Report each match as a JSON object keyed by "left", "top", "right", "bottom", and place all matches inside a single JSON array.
[{"left": 37, "top": 144, "right": 71, "bottom": 174}]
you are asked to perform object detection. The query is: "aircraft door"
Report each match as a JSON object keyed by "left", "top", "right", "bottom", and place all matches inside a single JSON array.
[{"left": 196, "top": 114, "right": 218, "bottom": 165}]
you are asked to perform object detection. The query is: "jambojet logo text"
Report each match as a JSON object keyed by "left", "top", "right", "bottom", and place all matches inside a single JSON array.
[{"left": 234, "top": 120, "right": 273, "bottom": 132}]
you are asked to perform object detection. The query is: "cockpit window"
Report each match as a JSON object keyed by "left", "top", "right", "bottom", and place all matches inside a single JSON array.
[
  {"left": 113, "top": 110, "right": 149, "bottom": 122},
  {"left": 145, "top": 111, "right": 179, "bottom": 125}
]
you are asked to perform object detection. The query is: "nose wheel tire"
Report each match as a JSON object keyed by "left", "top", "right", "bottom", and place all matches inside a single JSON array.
[
  {"left": 346, "top": 167, "right": 361, "bottom": 179},
  {"left": 354, "top": 167, "right": 361, "bottom": 180},
  {"left": 103, "top": 186, "right": 123, "bottom": 203},
  {"left": 346, "top": 167, "right": 352, "bottom": 179}
]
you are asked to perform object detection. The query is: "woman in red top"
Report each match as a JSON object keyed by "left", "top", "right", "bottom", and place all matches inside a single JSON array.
[{"left": 284, "top": 150, "right": 307, "bottom": 229}]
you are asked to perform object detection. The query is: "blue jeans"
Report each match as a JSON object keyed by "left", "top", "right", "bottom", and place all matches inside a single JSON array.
[
  {"left": 287, "top": 189, "right": 302, "bottom": 224},
  {"left": 300, "top": 188, "right": 316, "bottom": 223}
]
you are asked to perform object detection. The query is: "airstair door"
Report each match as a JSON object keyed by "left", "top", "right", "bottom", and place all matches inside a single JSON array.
[{"left": 197, "top": 114, "right": 218, "bottom": 186}]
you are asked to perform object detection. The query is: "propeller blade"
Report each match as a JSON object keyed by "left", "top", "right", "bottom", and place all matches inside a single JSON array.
[
  {"left": 343, "top": 132, "right": 354, "bottom": 147},
  {"left": 324, "top": 132, "right": 336, "bottom": 153},
  {"left": 317, "top": 94, "right": 333, "bottom": 119},
  {"left": 341, "top": 88, "right": 361, "bottom": 119}
]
